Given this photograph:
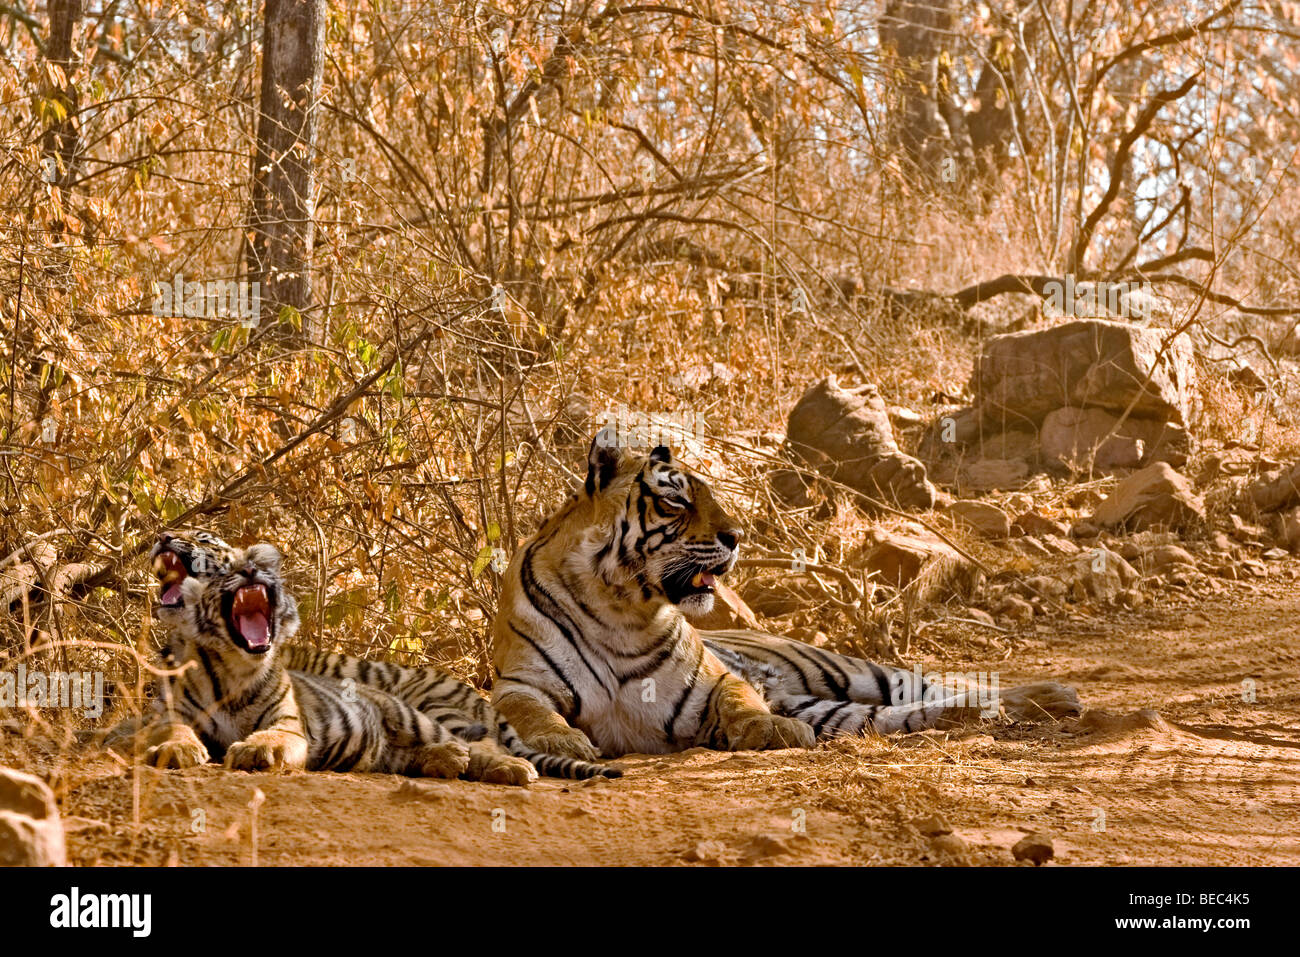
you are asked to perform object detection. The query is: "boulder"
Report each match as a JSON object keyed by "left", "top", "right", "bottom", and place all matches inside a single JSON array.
[
  {"left": 1012, "top": 511, "right": 1069, "bottom": 537},
  {"left": 850, "top": 529, "right": 977, "bottom": 600},
  {"left": 1071, "top": 547, "right": 1139, "bottom": 602},
  {"left": 971, "top": 320, "right": 1198, "bottom": 427},
  {"left": 959, "top": 458, "right": 1031, "bottom": 491},
  {"left": 787, "top": 377, "right": 936, "bottom": 511},
  {"left": 946, "top": 500, "right": 1011, "bottom": 538},
  {"left": 1039, "top": 407, "right": 1189, "bottom": 470},
  {"left": 0, "top": 767, "right": 65, "bottom": 866},
  {"left": 1248, "top": 461, "right": 1300, "bottom": 512},
  {"left": 1091, "top": 463, "right": 1205, "bottom": 531}
]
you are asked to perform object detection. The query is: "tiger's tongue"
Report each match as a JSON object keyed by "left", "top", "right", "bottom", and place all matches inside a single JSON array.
[
  {"left": 237, "top": 613, "right": 270, "bottom": 650},
  {"left": 161, "top": 584, "right": 183, "bottom": 605}
]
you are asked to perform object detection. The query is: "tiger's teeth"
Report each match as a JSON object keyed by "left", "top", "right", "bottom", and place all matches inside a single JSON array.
[{"left": 691, "top": 572, "right": 704, "bottom": 588}]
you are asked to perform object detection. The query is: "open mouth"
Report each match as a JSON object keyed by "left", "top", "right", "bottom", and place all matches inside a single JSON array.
[
  {"left": 664, "top": 562, "right": 728, "bottom": 604},
  {"left": 226, "top": 582, "right": 272, "bottom": 654},
  {"left": 152, "top": 550, "right": 188, "bottom": 607}
]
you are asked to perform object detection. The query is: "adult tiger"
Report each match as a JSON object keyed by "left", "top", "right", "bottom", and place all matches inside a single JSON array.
[{"left": 490, "top": 433, "right": 1080, "bottom": 759}]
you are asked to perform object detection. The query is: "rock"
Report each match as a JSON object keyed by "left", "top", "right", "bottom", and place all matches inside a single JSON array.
[
  {"left": 787, "top": 377, "right": 937, "bottom": 511},
  {"left": 888, "top": 406, "right": 924, "bottom": 428},
  {"left": 972, "top": 319, "right": 1198, "bottom": 427},
  {"left": 1040, "top": 534, "right": 1082, "bottom": 555},
  {"left": 1039, "top": 407, "right": 1189, "bottom": 470},
  {"left": 687, "top": 582, "right": 762, "bottom": 630},
  {"left": 851, "top": 529, "right": 978, "bottom": 600},
  {"left": 1020, "top": 575, "right": 1068, "bottom": 601},
  {"left": 1007, "top": 537, "right": 1051, "bottom": 559},
  {"left": 0, "top": 767, "right": 66, "bottom": 866},
  {"left": 1277, "top": 508, "right": 1300, "bottom": 553},
  {"left": 1091, "top": 463, "right": 1205, "bottom": 531},
  {"left": 682, "top": 839, "right": 735, "bottom": 864},
  {"left": 1228, "top": 513, "right": 1266, "bottom": 543},
  {"left": 1012, "top": 511, "right": 1069, "bottom": 537},
  {"left": 1262, "top": 547, "right": 1288, "bottom": 561},
  {"left": 1071, "top": 547, "right": 1139, "bottom": 602},
  {"left": 994, "top": 595, "right": 1035, "bottom": 623},
  {"left": 1248, "top": 461, "right": 1300, "bottom": 512},
  {"left": 1134, "top": 544, "right": 1197, "bottom": 574},
  {"left": 915, "top": 813, "right": 952, "bottom": 836},
  {"left": 973, "top": 428, "right": 1038, "bottom": 461},
  {"left": 959, "top": 458, "right": 1030, "bottom": 491},
  {"left": 1070, "top": 520, "right": 1101, "bottom": 539},
  {"left": 930, "top": 833, "right": 969, "bottom": 862},
  {"left": 1197, "top": 447, "right": 1273, "bottom": 486},
  {"left": 1011, "top": 832, "right": 1055, "bottom": 866},
  {"left": 946, "top": 500, "right": 1011, "bottom": 538}
]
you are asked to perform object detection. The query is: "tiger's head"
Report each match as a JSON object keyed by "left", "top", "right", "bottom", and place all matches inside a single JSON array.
[
  {"left": 572, "top": 429, "right": 743, "bottom": 616},
  {"left": 176, "top": 543, "right": 300, "bottom": 662},
  {"left": 150, "top": 530, "right": 239, "bottom": 611}
]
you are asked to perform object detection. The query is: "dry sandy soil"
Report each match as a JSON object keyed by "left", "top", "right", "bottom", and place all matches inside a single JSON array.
[{"left": 5, "top": 583, "right": 1298, "bottom": 867}]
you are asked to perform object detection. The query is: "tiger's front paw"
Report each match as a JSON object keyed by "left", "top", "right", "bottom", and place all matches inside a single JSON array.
[
  {"left": 467, "top": 745, "right": 538, "bottom": 786},
  {"left": 225, "top": 730, "right": 308, "bottom": 772},
  {"left": 524, "top": 727, "right": 600, "bottom": 762},
  {"left": 415, "top": 740, "right": 471, "bottom": 779},
  {"left": 147, "top": 738, "right": 210, "bottom": 769},
  {"left": 726, "top": 712, "right": 815, "bottom": 751}
]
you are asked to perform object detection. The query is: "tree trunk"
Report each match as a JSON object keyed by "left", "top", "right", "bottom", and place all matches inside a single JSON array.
[
  {"left": 246, "top": 0, "right": 325, "bottom": 339},
  {"left": 43, "top": 0, "right": 82, "bottom": 224}
]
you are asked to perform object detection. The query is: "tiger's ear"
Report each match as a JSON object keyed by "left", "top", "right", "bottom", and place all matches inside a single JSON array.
[
  {"left": 243, "top": 543, "right": 283, "bottom": 573},
  {"left": 649, "top": 445, "right": 672, "bottom": 464},
  {"left": 586, "top": 428, "right": 624, "bottom": 496}
]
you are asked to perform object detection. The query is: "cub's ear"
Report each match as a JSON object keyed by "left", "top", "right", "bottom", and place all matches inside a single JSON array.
[
  {"left": 649, "top": 445, "right": 672, "bottom": 465},
  {"left": 586, "top": 428, "right": 625, "bottom": 495},
  {"left": 242, "top": 543, "right": 283, "bottom": 573}
]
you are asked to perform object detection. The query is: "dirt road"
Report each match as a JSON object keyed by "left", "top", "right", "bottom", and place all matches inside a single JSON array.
[{"left": 7, "top": 586, "right": 1298, "bottom": 866}]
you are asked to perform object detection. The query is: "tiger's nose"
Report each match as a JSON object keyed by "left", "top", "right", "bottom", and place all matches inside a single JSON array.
[{"left": 716, "top": 528, "right": 742, "bottom": 551}]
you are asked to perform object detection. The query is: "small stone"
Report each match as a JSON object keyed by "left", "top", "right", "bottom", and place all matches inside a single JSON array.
[
  {"left": 929, "top": 833, "right": 968, "bottom": 862},
  {"left": 683, "top": 839, "right": 733, "bottom": 864},
  {"left": 1011, "top": 832, "right": 1055, "bottom": 866},
  {"left": 947, "top": 500, "right": 1011, "bottom": 538},
  {"left": 0, "top": 767, "right": 66, "bottom": 866},
  {"left": 915, "top": 813, "right": 952, "bottom": 836},
  {"left": 1262, "top": 547, "right": 1288, "bottom": 561},
  {"left": 994, "top": 595, "right": 1035, "bottom": 623}
]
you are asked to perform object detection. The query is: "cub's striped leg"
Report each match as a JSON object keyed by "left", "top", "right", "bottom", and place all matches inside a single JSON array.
[{"left": 283, "top": 645, "right": 619, "bottom": 779}]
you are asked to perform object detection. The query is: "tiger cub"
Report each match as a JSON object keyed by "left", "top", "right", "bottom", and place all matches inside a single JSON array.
[
  {"left": 146, "top": 531, "right": 620, "bottom": 781},
  {"left": 142, "top": 543, "right": 471, "bottom": 777}
]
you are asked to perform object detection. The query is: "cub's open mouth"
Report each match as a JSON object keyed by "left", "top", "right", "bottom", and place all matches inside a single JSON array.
[
  {"left": 228, "top": 583, "right": 272, "bottom": 653},
  {"left": 153, "top": 550, "right": 187, "bottom": 607}
]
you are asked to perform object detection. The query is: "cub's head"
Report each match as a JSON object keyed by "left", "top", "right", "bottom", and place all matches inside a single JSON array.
[
  {"left": 151, "top": 530, "right": 239, "bottom": 611},
  {"left": 177, "top": 543, "right": 300, "bottom": 659},
  {"left": 577, "top": 429, "right": 743, "bottom": 615}
]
